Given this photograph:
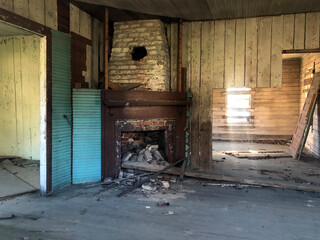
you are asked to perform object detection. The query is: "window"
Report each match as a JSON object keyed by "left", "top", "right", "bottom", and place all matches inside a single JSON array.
[{"left": 226, "top": 88, "right": 252, "bottom": 124}]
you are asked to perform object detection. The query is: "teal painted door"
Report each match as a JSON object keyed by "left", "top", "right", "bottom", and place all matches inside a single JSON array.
[
  {"left": 73, "top": 89, "right": 101, "bottom": 183},
  {"left": 51, "top": 30, "right": 72, "bottom": 190}
]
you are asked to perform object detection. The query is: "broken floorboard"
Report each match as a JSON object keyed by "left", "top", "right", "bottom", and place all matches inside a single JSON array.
[{"left": 122, "top": 160, "right": 320, "bottom": 193}]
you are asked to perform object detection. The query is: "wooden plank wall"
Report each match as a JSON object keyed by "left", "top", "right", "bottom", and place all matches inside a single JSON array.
[
  {"left": 1, "top": 0, "right": 58, "bottom": 30},
  {"left": 181, "top": 12, "right": 320, "bottom": 170},
  {"left": 0, "top": 36, "right": 41, "bottom": 160},
  {"left": 1, "top": 1, "right": 103, "bottom": 89},
  {"left": 212, "top": 59, "right": 300, "bottom": 140},
  {"left": 299, "top": 53, "right": 320, "bottom": 156},
  {"left": 70, "top": 3, "right": 104, "bottom": 89}
]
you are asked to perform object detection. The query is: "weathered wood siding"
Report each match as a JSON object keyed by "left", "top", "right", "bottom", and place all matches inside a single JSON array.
[
  {"left": 1, "top": 0, "right": 58, "bottom": 30},
  {"left": 70, "top": 3, "right": 104, "bottom": 89},
  {"left": 1, "top": 1, "right": 103, "bottom": 89},
  {"left": 182, "top": 12, "right": 320, "bottom": 170},
  {"left": 212, "top": 59, "right": 300, "bottom": 140},
  {"left": 182, "top": 13, "right": 320, "bottom": 90},
  {"left": 299, "top": 53, "right": 320, "bottom": 156},
  {"left": 0, "top": 36, "right": 41, "bottom": 160}
]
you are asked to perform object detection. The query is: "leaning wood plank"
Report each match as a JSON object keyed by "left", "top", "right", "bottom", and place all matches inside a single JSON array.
[
  {"left": 297, "top": 93, "right": 319, "bottom": 161},
  {"left": 294, "top": 13, "right": 305, "bottom": 50},
  {"left": 199, "top": 21, "right": 214, "bottom": 171},
  {"left": 225, "top": 19, "right": 236, "bottom": 88},
  {"left": 245, "top": 18, "right": 258, "bottom": 88},
  {"left": 305, "top": 12, "right": 320, "bottom": 49},
  {"left": 271, "top": 16, "right": 283, "bottom": 88},
  {"left": 257, "top": 17, "right": 271, "bottom": 87},
  {"left": 190, "top": 21, "right": 201, "bottom": 170},
  {"left": 235, "top": 19, "right": 245, "bottom": 88},
  {"left": 213, "top": 20, "right": 225, "bottom": 88},
  {"left": 289, "top": 73, "right": 320, "bottom": 158},
  {"left": 282, "top": 14, "right": 294, "bottom": 50}
]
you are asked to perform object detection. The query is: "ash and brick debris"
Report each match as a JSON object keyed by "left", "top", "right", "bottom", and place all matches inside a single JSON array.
[{"left": 122, "top": 144, "right": 169, "bottom": 166}]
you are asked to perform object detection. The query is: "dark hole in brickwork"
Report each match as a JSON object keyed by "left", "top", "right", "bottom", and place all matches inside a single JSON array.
[{"left": 131, "top": 46, "right": 147, "bottom": 60}]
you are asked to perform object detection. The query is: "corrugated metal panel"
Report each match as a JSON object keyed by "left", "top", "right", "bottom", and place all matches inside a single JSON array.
[
  {"left": 51, "top": 30, "right": 72, "bottom": 190},
  {"left": 72, "top": 89, "right": 101, "bottom": 183}
]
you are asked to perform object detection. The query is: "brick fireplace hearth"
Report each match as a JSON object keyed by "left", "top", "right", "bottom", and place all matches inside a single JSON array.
[{"left": 102, "top": 91, "right": 188, "bottom": 178}]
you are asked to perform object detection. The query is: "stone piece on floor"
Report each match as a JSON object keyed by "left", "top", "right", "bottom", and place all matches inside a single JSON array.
[
  {"left": 142, "top": 183, "right": 157, "bottom": 191},
  {"left": 164, "top": 211, "right": 174, "bottom": 215},
  {"left": 80, "top": 208, "right": 87, "bottom": 215},
  {"left": 161, "top": 181, "right": 170, "bottom": 188}
]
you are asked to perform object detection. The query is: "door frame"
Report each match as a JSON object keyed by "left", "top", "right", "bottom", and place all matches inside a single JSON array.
[{"left": 0, "top": 8, "right": 53, "bottom": 194}]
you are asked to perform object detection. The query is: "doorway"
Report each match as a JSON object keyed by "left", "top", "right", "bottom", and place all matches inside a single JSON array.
[
  {"left": 0, "top": 20, "right": 46, "bottom": 199},
  {"left": 211, "top": 52, "right": 320, "bottom": 191}
]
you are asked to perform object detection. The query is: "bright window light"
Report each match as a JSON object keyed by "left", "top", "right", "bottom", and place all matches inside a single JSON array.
[{"left": 226, "top": 88, "right": 251, "bottom": 124}]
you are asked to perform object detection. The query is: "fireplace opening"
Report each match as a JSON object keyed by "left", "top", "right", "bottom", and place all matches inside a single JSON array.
[
  {"left": 131, "top": 46, "right": 147, "bottom": 60},
  {"left": 121, "top": 130, "right": 169, "bottom": 166}
]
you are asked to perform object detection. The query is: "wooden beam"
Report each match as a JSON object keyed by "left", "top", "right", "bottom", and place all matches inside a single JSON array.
[
  {"left": 104, "top": 7, "right": 109, "bottom": 90},
  {"left": 178, "top": 19, "right": 183, "bottom": 92}
]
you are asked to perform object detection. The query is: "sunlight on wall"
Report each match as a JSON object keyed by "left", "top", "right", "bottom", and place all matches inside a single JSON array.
[{"left": 226, "top": 88, "right": 251, "bottom": 124}]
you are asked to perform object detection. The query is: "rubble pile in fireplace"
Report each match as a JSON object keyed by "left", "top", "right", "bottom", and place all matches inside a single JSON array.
[{"left": 122, "top": 144, "right": 169, "bottom": 166}]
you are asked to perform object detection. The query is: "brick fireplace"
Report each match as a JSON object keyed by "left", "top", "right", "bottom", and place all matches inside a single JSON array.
[
  {"left": 102, "top": 91, "right": 188, "bottom": 178},
  {"left": 102, "top": 20, "right": 187, "bottom": 178}
]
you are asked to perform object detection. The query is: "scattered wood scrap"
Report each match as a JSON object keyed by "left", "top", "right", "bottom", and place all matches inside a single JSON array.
[{"left": 117, "top": 158, "right": 185, "bottom": 197}]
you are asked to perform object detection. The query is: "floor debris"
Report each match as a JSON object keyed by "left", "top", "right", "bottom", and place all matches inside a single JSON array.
[
  {"left": 156, "top": 202, "right": 170, "bottom": 207},
  {"left": 164, "top": 211, "right": 174, "bottom": 215},
  {"left": 80, "top": 208, "right": 87, "bottom": 215},
  {"left": 0, "top": 213, "right": 15, "bottom": 219},
  {"left": 202, "top": 182, "right": 262, "bottom": 189}
]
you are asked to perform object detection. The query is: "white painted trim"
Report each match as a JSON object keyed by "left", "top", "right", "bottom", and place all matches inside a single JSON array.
[{"left": 39, "top": 36, "right": 47, "bottom": 195}]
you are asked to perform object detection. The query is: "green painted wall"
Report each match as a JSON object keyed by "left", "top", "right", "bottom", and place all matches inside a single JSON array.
[{"left": 0, "top": 36, "right": 41, "bottom": 160}]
